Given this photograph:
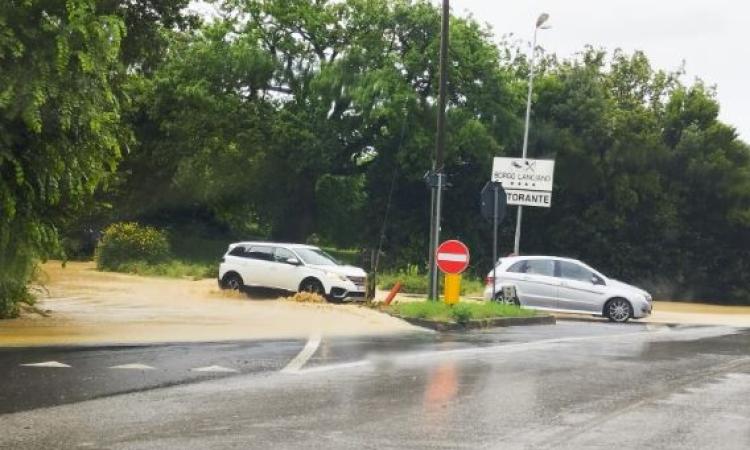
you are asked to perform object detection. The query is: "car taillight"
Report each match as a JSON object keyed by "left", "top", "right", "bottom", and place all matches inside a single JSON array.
[{"left": 485, "top": 276, "right": 494, "bottom": 286}]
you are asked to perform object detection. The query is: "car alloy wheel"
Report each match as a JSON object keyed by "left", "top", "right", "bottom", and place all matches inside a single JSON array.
[
  {"left": 494, "top": 293, "right": 520, "bottom": 306},
  {"left": 608, "top": 298, "right": 632, "bottom": 323},
  {"left": 224, "top": 274, "right": 242, "bottom": 291},
  {"left": 301, "top": 279, "right": 324, "bottom": 296}
]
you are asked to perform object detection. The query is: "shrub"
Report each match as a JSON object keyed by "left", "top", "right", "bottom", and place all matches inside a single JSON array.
[
  {"left": 95, "top": 222, "right": 170, "bottom": 271},
  {"left": 0, "top": 280, "right": 33, "bottom": 319},
  {"left": 377, "top": 265, "right": 427, "bottom": 294},
  {"left": 450, "top": 303, "right": 473, "bottom": 324}
]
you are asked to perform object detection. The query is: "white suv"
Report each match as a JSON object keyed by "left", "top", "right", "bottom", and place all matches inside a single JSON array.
[
  {"left": 484, "top": 255, "right": 652, "bottom": 322},
  {"left": 218, "top": 242, "right": 367, "bottom": 301}
]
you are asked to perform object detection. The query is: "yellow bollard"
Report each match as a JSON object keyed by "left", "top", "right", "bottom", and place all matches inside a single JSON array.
[{"left": 444, "top": 273, "right": 461, "bottom": 305}]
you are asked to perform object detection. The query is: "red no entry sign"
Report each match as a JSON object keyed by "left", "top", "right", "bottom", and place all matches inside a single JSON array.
[{"left": 436, "top": 240, "right": 470, "bottom": 274}]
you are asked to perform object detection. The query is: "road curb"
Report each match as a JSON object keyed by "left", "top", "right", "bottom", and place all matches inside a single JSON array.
[{"left": 391, "top": 314, "right": 556, "bottom": 331}]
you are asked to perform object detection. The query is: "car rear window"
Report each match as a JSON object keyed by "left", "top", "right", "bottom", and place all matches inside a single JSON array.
[{"left": 228, "top": 246, "right": 246, "bottom": 257}]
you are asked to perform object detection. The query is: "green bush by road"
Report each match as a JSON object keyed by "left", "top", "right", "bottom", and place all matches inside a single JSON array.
[
  {"left": 0, "top": 280, "right": 34, "bottom": 319},
  {"left": 95, "top": 223, "right": 170, "bottom": 270},
  {"left": 94, "top": 222, "right": 217, "bottom": 279}
]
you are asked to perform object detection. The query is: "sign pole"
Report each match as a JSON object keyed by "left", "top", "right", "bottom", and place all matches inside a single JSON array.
[
  {"left": 427, "top": 0, "right": 449, "bottom": 301},
  {"left": 492, "top": 184, "right": 498, "bottom": 301},
  {"left": 513, "top": 205, "right": 523, "bottom": 255},
  {"left": 431, "top": 174, "right": 443, "bottom": 299},
  {"left": 427, "top": 183, "right": 437, "bottom": 300},
  {"left": 444, "top": 273, "right": 460, "bottom": 305}
]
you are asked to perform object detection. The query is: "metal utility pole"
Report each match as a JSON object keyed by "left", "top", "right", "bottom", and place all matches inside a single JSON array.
[
  {"left": 513, "top": 13, "right": 550, "bottom": 255},
  {"left": 427, "top": 0, "right": 450, "bottom": 301}
]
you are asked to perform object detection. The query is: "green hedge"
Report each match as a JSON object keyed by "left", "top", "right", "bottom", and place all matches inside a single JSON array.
[{"left": 95, "top": 222, "right": 170, "bottom": 270}]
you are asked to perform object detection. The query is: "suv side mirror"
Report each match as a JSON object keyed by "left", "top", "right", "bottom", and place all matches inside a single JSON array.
[
  {"left": 592, "top": 275, "right": 605, "bottom": 286},
  {"left": 286, "top": 257, "right": 301, "bottom": 266}
]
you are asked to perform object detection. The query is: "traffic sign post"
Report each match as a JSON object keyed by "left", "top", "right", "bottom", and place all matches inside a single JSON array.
[
  {"left": 444, "top": 273, "right": 460, "bottom": 305},
  {"left": 436, "top": 240, "right": 470, "bottom": 305},
  {"left": 480, "top": 182, "right": 506, "bottom": 301}
]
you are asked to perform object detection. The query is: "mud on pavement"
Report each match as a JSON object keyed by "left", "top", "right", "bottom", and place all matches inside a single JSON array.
[{"left": 0, "top": 261, "right": 419, "bottom": 347}]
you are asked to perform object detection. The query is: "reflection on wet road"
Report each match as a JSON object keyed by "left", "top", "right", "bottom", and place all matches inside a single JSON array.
[{"left": 1, "top": 322, "right": 749, "bottom": 449}]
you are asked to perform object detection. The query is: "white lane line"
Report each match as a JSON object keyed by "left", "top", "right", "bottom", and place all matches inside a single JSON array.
[
  {"left": 191, "top": 365, "right": 238, "bottom": 373},
  {"left": 109, "top": 363, "right": 156, "bottom": 370},
  {"left": 20, "top": 361, "right": 71, "bottom": 368},
  {"left": 281, "top": 333, "right": 322, "bottom": 374}
]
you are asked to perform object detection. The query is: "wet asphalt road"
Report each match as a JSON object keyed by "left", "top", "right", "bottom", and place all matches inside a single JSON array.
[{"left": 1, "top": 321, "right": 749, "bottom": 449}]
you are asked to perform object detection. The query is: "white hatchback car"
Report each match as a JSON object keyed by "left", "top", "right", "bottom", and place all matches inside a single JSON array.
[
  {"left": 484, "top": 256, "right": 652, "bottom": 322},
  {"left": 218, "top": 242, "right": 367, "bottom": 301}
]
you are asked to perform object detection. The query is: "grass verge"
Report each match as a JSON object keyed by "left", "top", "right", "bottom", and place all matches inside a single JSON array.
[
  {"left": 112, "top": 259, "right": 218, "bottom": 280},
  {"left": 388, "top": 300, "right": 534, "bottom": 324},
  {"left": 377, "top": 266, "right": 485, "bottom": 296}
]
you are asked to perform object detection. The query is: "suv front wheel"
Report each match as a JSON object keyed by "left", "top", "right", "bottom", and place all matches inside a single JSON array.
[
  {"left": 299, "top": 278, "right": 325, "bottom": 296},
  {"left": 222, "top": 273, "right": 244, "bottom": 291}
]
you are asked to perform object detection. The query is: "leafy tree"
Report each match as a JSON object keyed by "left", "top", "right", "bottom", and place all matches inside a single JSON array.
[
  {"left": 523, "top": 49, "right": 750, "bottom": 302},
  {"left": 0, "top": 0, "right": 125, "bottom": 316},
  {"left": 78, "top": 0, "right": 749, "bottom": 304}
]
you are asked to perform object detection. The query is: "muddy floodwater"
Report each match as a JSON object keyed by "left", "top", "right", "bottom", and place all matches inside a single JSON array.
[{"left": 0, "top": 262, "right": 418, "bottom": 347}]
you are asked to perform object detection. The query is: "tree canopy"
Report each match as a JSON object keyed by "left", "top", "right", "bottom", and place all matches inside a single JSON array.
[{"left": 1, "top": 0, "right": 749, "bottom": 315}]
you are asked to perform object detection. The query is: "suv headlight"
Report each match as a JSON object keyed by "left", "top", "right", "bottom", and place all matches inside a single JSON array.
[{"left": 325, "top": 272, "right": 348, "bottom": 282}]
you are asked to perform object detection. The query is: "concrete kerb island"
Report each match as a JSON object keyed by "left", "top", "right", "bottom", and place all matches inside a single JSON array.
[{"left": 390, "top": 314, "right": 556, "bottom": 332}]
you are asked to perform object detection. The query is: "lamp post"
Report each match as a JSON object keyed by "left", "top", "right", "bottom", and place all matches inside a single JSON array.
[{"left": 513, "top": 13, "right": 550, "bottom": 255}]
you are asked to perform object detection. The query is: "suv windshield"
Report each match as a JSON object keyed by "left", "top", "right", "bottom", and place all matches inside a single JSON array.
[{"left": 294, "top": 248, "right": 339, "bottom": 266}]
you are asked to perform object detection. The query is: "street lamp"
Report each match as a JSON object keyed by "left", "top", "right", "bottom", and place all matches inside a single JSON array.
[{"left": 513, "top": 13, "right": 550, "bottom": 255}]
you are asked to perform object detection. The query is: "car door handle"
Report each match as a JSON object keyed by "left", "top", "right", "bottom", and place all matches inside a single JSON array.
[{"left": 560, "top": 281, "right": 568, "bottom": 287}]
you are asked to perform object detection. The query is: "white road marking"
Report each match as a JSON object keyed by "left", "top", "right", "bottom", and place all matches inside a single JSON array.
[
  {"left": 281, "top": 333, "right": 322, "bottom": 374},
  {"left": 191, "top": 365, "right": 238, "bottom": 373},
  {"left": 109, "top": 363, "right": 156, "bottom": 370},
  {"left": 436, "top": 253, "right": 468, "bottom": 262},
  {"left": 20, "top": 361, "right": 71, "bottom": 368}
]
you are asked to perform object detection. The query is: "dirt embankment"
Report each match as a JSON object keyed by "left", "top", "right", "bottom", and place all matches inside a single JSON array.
[{"left": 0, "top": 261, "right": 418, "bottom": 347}]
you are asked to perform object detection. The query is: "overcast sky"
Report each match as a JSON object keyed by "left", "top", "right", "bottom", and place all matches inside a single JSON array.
[
  {"left": 189, "top": 1, "right": 748, "bottom": 142},
  {"left": 451, "top": 0, "right": 748, "bottom": 142}
]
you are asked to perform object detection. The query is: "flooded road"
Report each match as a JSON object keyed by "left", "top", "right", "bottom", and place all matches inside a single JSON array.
[
  {"left": 0, "top": 261, "right": 416, "bottom": 346},
  {"left": 1, "top": 322, "right": 748, "bottom": 449}
]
